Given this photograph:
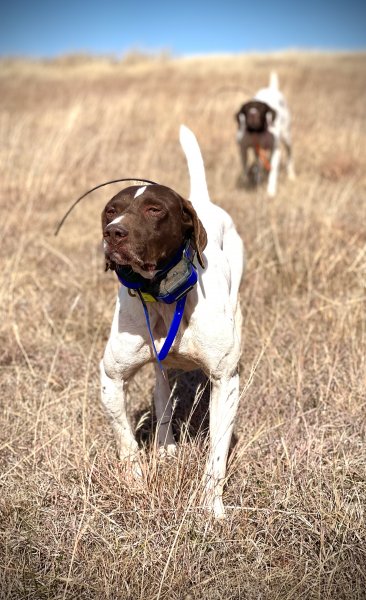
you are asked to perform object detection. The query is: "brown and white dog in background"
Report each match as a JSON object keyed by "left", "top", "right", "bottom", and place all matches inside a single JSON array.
[{"left": 235, "top": 72, "right": 295, "bottom": 197}]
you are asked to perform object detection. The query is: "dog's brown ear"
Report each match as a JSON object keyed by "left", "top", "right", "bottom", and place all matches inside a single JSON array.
[
  {"left": 266, "top": 107, "right": 276, "bottom": 125},
  {"left": 235, "top": 107, "right": 245, "bottom": 125},
  {"left": 181, "top": 197, "right": 207, "bottom": 268},
  {"left": 101, "top": 210, "right": 109, "bottom": 271},
  {"left": 101, "top": 209, "right": 117, "bottom": 271},
  {"left": 239, "top": 102, "right": 251, "bottom": 118}
]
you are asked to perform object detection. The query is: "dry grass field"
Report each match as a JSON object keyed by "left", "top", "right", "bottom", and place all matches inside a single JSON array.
[{"left": 1, "top": 51, "right": 366, "bottom": 599}]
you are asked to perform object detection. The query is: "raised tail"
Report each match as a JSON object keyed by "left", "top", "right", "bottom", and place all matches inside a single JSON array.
[
  {"left": 269, "top": 71, "right": 279, "bottom": 90},
  {"left": 179, "top": 125, "right": 211, "bottom": 205}
]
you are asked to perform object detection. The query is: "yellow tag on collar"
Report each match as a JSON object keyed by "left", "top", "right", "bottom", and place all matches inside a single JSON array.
[{"left": 141, "top": 292, "right": 157, "bottom": 303}]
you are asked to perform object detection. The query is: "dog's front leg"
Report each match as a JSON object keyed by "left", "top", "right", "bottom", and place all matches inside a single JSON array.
[
  {"left": 267, "top": 145, "right": 281, "bottom": 197},
  {"left": 203, "top": 370, "right": 240, "bottom": 519},
  {"left": 153, "top": 365, "right": 176, "bottom": 455},
  {"left": 100, "top": 360, "right": 139, "bottom": 462},
  {"left": 239, "top": 138, "right": 249, "bottom": 180}
]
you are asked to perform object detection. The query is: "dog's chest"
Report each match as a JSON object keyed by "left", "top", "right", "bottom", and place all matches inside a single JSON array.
[
  {"left": 147, "top": 307, "right": 205, "bottom": 370},
  {"left": 247, "top": 130, "right": 274, "bottom": 150}
]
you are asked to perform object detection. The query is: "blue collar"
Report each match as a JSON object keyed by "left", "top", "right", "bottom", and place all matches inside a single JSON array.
[
  {"left": 115, "top": 239, "right": 197, "bottom": 304},
  {"left": 115, "top": 240, "right": 198, "bottom": 364}
]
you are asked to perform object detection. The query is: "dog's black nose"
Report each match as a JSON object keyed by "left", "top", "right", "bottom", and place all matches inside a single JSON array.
[{"left": 104, "top": 222, "right": 128, "bottom": 242}]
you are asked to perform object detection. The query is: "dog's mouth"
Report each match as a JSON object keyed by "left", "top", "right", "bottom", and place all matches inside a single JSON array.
[
  {"left": 104, "top": 245, "right": 158, "bottom": 279},
  {"left": 140, "top": 262, "right": 157, "bottom": 273}
]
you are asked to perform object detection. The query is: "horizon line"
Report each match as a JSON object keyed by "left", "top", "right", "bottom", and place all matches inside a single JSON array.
[{"left": 1, "top": 46, "right": 366, "bottom": 61}]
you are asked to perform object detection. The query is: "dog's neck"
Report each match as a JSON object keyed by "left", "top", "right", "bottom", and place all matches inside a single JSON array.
[{"left": 246, "top": 123, "right": 268, "bottom": 134}]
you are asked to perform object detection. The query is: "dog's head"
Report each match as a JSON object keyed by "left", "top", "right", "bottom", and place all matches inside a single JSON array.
[
  {"left": 236, "top": 100, "right": 276, "bottom": 133},
  {"left": 102, "top": 184, "right": 207, "bottom": 278}
]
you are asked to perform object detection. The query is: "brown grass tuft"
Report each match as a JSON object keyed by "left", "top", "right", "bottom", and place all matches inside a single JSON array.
[
  {"left": 320, "top": 153, "right": 359, "bottom": 181},
  {"left": 1, "top": 52, "right": 366, "bottom": 599}
]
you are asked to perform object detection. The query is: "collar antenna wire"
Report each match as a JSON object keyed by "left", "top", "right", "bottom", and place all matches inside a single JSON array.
[{"left": 54, "top": 177, "right": 158, "bottom": 236}]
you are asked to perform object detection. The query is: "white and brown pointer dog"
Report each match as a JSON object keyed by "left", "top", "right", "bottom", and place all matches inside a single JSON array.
[
  {"left": 100, "top": 125, "right": 244, "bottom": 518},
  {"left": 235, "top": 72, "right": 295, "bottom": 196}
]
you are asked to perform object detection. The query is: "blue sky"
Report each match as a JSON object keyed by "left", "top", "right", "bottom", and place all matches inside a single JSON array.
[{"left": 1, "top": 0, "right": 365, "bottom": 57}]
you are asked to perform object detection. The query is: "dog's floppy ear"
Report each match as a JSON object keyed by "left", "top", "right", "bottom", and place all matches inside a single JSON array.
[
  {"left": 235, "top": 106, "right": 246, "bottom": 125},
  {"left": 181, "top": 197, "right": 207, "bottom": 268},
  {"left": 265, "top": 107, "right": 276, "bottom": 125},
  {"left": 101, "top": 208, "right": 117, "bottom": 271},
  {"left": 235, "top": 110, "right": 246, "bottom": 130},
  {"left": 254, "top": 100, "right": 276, "bottom": 124}
]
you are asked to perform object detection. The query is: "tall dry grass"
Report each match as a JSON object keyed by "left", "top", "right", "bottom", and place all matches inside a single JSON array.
[{"left": 0, "top": 52, "right": 365, "bottom": 599}]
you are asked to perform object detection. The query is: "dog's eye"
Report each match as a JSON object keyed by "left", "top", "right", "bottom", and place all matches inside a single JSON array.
[
  {"left": 145, "top": 206, "right": 162, "bottom": 215},
  {"left": 106, "top": 207, "right": 116, "bottom": 216}
]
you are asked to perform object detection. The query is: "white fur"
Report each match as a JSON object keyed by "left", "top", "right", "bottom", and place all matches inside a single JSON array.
[
  {"left": 134, "top": 185, "right": 147, "bottom": 198},
  {"left": 100, "top": 125, "right": 244, "bottom": 518},
  {"left": 109, "top": 214, "right": 125, "bottom": 226}
]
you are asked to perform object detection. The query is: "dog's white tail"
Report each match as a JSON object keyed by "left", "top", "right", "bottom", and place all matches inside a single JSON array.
[
  {"left": 269, "top": 71, "right": 279, "bottom": 90},
  {"left": 179, "top": 125, "right": 211, "bottom": 205}
]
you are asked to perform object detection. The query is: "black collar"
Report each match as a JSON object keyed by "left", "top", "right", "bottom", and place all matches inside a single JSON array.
[{"left": 115, "top": 239, "right": 198, "bottom": 304}]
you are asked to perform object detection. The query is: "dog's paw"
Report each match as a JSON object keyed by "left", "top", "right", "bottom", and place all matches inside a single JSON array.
[
  {"left": 158, "top": 443, "right": 177, "bottom": 459},
  {"left": 212, "top": 497, "right": 226, "bottom": 520},
  {"left": 201, "top": 479, "right": 227, "bottom": 519},
  {"left": 116, "top": 443, "right": 144, "bottom": 479}
]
